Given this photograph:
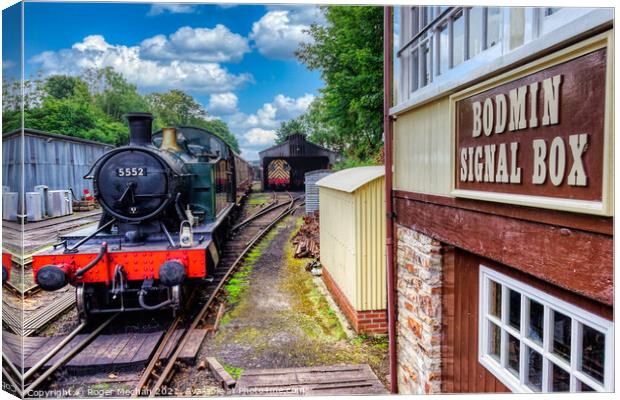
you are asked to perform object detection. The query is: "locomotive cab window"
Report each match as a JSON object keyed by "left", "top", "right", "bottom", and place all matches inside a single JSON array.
[{"left": 479, "top": 267, "right": 614, "bottom": 392}]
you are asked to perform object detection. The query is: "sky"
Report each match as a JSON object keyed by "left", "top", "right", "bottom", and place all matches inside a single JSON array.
[{"left": 2, "top": 2, "right": 326, "bottom": 160}]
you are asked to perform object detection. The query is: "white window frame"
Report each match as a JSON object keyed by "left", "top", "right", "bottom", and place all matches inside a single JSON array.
[{"left": 479, "top": 266, "right": 614, "bottom": 393}]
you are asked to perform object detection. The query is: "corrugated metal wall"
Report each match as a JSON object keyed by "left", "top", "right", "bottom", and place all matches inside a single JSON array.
[
  {"left": 305, "top": 170, "right": 332, "bottom": 214},
  {"left": 319, "top": 175, "right": 386, "bottom": 311},
  {"left": 2, "top": 133, "right": 112, "bottom": 197},
  {"left": 319, "top": 187, "right": 358, "bottom": 306},
  {"left": 355, "top": 177, "right": 386, "bottom": 310}
]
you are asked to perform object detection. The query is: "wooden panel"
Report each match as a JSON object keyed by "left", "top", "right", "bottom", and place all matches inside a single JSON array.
[
  {"left": 393, "top": 98, "right": 453, "bottom": 196},
  {"left": 235, "top": 364, "right": 388, "bottom": 395},
  {"left": 395, "top": 197, "right": 613, "bottom": 305},
  {"left": 394, "top": 190, "right": 612, "bottom": 236},
  {"left": 441, "top": 249, "right": 510, "bottom": 393}
]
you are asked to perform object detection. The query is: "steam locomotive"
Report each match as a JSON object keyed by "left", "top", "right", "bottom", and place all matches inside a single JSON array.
[{"left": 32, "top": 113, "right": 252, "bottom": 319}]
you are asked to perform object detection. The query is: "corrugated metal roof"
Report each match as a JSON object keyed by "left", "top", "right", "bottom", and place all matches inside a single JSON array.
[{"left": 316, "top": 166, "right": 384, "bottom": 193}]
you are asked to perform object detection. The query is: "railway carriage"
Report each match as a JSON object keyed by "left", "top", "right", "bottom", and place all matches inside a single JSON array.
[{"left": 32, "top": 113, "right": 252, "bottom": 319}]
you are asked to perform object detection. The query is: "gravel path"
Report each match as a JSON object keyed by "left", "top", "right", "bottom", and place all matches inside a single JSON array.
[{"left": 175, "top": 211, "right": 389, "bottom": 393}]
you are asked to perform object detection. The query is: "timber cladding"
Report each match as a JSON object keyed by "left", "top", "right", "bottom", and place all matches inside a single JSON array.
[{"left": 450, "top": 32, "right": 613, "bottom": 216}]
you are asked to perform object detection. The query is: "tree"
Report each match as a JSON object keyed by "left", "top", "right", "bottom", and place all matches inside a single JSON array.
[
  {"left": 296, "top": 6, "right": 384, "bottom": 162},
  {"left": 146, "top": 90, "right": 207, "bottom": 127},
  {"left": 45, "top": 75, "right": 90, "bottom": 101},
  {"left": 275, "top": 118, "right": 308, "bottom": 144},
  {"left": 84, "top": 67, "right": 149, "bottom": 122}
]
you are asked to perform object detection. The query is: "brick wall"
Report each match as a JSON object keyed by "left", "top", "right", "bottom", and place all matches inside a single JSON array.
[
  {"left": 396, "top": 224, "right": 443, "bottom": 394},
  {"left": 322, "top": 267, "right": 387, "bottom": 335}
]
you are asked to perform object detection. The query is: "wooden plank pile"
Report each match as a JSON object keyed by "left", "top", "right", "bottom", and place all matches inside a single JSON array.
[{"left": 291, "top": 214, "right": 320, "bottom": 259}]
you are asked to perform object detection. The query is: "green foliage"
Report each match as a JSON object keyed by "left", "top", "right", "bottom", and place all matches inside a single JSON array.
[
  {"left": 275, "top": 117, "right": 308, "bottom": 144},
  {"left": 223, "top": 364, "right": 244, "bottom": 380},
  {"left": 296, "top": 6, "right": 384, "bottom": 163},
  {"left": 2, "top": 67, "right": 239, "bottom": 152},
  {"left": 333, "top": 157, "right": 380, "bottom": 171}
]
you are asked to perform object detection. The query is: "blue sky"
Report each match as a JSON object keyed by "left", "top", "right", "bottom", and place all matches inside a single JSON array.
[{"left": 2, "top": 2, "right": 326, "bottom": 160}]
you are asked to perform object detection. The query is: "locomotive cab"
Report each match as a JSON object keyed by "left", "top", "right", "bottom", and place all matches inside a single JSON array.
[{"left": 32, "top": 113, "right": 248, "bottom": 320}]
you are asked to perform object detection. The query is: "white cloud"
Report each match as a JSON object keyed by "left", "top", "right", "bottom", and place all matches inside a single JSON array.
[
  {"left": 2, "top": 59, "right": 16, "bottom": 70},
  {"left": 30, "top": 35, "right": 252, "bottom": 93},
  {"left": 147, "top": 4, "right": 197, "bottom": 16},
  {"left": 207, "top": 92, "right": 238, "bottom": 115},
  {"left": 227, "top": 93, "right": 315, "bottom": 159},
  {"left": 244, "top": 128, "right": 277, "bottom": 145},
  {"left": 140, "top": 25, "right": 249, "bottom": 63},
  {"left": 249, "top": 6, "right": 324, "bottom": 60}
]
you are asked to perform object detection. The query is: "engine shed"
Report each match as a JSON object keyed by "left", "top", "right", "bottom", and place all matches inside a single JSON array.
[{"left": 259, "top": 133, "right": 342, "bottom": 191}]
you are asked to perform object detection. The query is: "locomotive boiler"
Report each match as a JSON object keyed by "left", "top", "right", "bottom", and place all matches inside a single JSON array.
[{"left": 32, "top": 113, "right": 252, "bottom": 319}]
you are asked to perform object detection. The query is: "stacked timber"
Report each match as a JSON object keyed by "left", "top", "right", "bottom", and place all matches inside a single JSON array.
[{"left": 292, "top": 213, "right": 320, "bottom": 259}]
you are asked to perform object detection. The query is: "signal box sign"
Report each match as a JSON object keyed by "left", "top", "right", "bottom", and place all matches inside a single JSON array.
[{"left": 451, "top": 42, "right": 611, "bottom": 216}]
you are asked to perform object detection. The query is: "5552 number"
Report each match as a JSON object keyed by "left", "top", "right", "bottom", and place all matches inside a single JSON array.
[{"left": 116, "top": 167, "right": 147, "bottom": 177}]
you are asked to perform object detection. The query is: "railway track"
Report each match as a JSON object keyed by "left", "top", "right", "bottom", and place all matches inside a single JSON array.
[
  {"left": 133, "top": 192, "right": 299, "bottom": 397},
  {"left": 7, "top": 191, "right": 301, "bottom": 397}
]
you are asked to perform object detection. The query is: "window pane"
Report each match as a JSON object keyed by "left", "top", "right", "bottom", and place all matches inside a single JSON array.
[
  {"left": 508, "top": 289, "right": 521, "bottom": 330},
  {"left": 551, "top": 363, "right": 570, "bottom": 392},
  {"left": 411, "top": 8, "right": 419, "bottom": 36},
  {"left": 528, "top": 299, "right": 544, "bottom": 344},
  {"left": 581, "top": 324, "right": 605, "bottom": 383},
  {"left": 438, "top": 24, "right": 449, "bottom": 74},
  {"left": 422, "top": 43, "right": 431, "bottom": 86},
  {"left": 526, "top": 347, "right": 542, "bottom": 392},
  {"left": 469, "top": 7, "right": 483, "bottom": 58},
  {"left": 507, "top": 334, "right": 520, "bottom": 377},
  {"left": 552, "top": 311, "right": 571, "bottom": 362},
  {"left": 578, "top": 381, "right": 596, "bottom": 392},
  {"left": 486, "top": 7, "right": 501, "bottom": 48},
  {"left": 411, "top": 49, "right": 419, "bottom": 92},
  {"left": 489, "top": 322, "right": 501, "bottom": 361},
  {"left": 452, "top": 11, "right": 464, "bottom": 66},
  {"left": 489, "top": 280, "right": 502, "bottom": 319}
]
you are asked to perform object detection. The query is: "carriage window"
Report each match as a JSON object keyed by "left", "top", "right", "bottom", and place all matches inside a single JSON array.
[{"left": 479, "top": 266, "right": 613, "bottom": 392}]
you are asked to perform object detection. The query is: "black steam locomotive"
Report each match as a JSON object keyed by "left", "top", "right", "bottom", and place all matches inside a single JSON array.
[{"left": 33, "top": 113, "right": 252, "bottom": 319}]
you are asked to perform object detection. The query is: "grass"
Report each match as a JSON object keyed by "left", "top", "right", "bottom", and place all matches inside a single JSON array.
[
  {"left": 247, "top": 193, "right": 270, "bottom": 205},
  {"left": 223, "top": 364, "right": 244, "bottom": 380},
  {"left": 281, "top": 217, "right": 347, "bottom": 341}
]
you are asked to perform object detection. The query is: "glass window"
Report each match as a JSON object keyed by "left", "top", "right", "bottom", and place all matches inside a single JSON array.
[
  {"left": 508, "top": 289, "right": 521, "bottom": 330},
  {"left": 552, "top": 364, "right": 571, "bottom": 392},
  {"left": 528, "top": 299, "right": 544, "bottom": 344},
  {"left": 421, "top": 42, "right": 431, "bottom": 87},
  {"left": 507, "top": 334, "right": 520, "bottom": 376},
  {"left": 410, "top": 49, "right": 419, "bottom": 92},
  {"left": 489, "top": 322, "right": 501, "bottom": 360},
  {"left": 452, "top": 11, "right": 465, "bottom": 66},
  {"left": 486, "top": 7, "right": 502, "bottom": 48},
  {"left": 479, "top": 267, "right": 613, "bottom": 393},
  {"left": 438, "top": 24, "right": 449, "bottom": 74},
  {"left": 469, "top": 7, "right": 484, "bottom": 58},
  {"left": 581, "top": 325, "right": 605, "bottom": 383},
  {"left": 552, "top": 311, "right": 571, "bottom": 362},
  {"left": 526, "top": 347, "right": 543, "bottom": 391},
  {"left": 489, "top": 280, "right": 502, "bottom": 318}
]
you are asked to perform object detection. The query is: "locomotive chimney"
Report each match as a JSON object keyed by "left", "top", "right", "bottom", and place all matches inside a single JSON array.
[
  {"left": 126, "top": 113, "right": 154, "bottom": 146},
  {"left": 160, "top": 127, "right": 183, "bottom": 152}
]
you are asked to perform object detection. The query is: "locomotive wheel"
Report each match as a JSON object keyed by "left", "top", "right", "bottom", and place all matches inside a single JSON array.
[{"left": 76, "top": 284, "right": 90, "bottom": 321}]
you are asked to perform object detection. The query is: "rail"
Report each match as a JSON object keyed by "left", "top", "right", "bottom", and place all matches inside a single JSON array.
[{"left": 134, "top": 192, "right": 298, "bottom": 397}]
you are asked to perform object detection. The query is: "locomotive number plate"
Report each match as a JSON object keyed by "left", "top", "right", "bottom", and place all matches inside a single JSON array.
[{"left": 116, "top": 167, "right": 147, "bottom": 177}]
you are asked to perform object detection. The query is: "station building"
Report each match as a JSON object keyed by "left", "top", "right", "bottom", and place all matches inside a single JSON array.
[{"left": 388, "top": 6, "right": 613, "bottom": 394}]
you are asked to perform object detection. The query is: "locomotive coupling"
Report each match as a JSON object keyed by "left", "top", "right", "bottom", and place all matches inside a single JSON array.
[
  {"left": 158, "top": 260, "right": 187, "bottom": 287},
  {"left": 35, "top": 263, "right": 72, "bottom": 291}
]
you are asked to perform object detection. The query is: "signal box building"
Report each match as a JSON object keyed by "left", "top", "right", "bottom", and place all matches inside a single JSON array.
[
  {"left": 389, "top": 6, "right": 613, "bottom": 394},
  {"left": 259, "top": 133, "right": 342, "bottom": 191}
]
